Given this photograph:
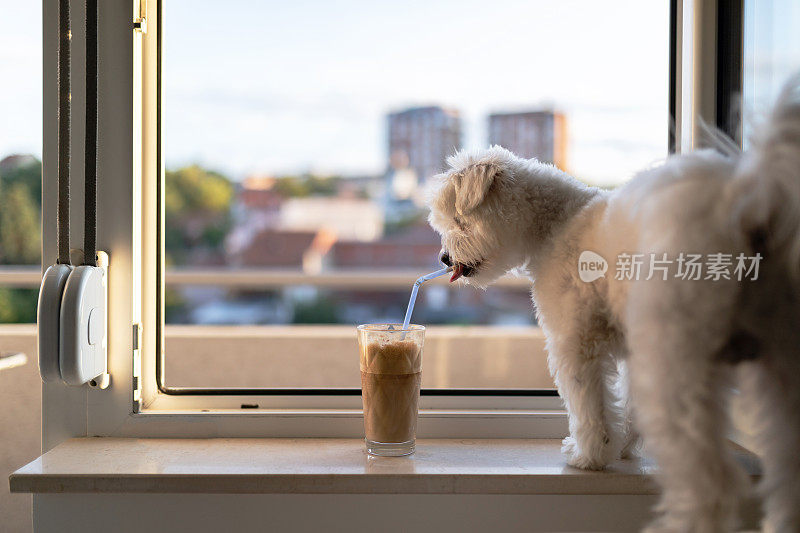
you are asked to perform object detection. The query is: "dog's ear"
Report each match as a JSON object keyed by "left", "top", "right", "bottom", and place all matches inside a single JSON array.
[{"left": 453, "top": 163, "right": 499, "bottom": 215}]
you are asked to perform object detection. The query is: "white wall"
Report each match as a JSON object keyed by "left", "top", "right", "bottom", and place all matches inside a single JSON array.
[
  {"left": 0, "top": 327, "right": 38, "bottom": 533},
  {"left": 35, "top": 494, "right": 659, "bottom": 533}
]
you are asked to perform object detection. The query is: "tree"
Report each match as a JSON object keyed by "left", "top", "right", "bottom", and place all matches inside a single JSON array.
[
  {"left": 164, "top": 165, "right": 234, "bottom": 264},
  {"left": 291, "top": 295, "right": 340, "bottom": 324},
  {"left": 165, "top": 165, "right": 233, "bottom": 215},
  {"left": 272, "top": 174, "right": 340, "bottom": 198},
  {"left": 0, "top": 158, "right": 42, "bottom": 207},
  {"left": 0, "top": 288, "right": 38, "bottom": 323},
  {"left": 0, "top": 182, "right": 41, "bottom": 265},
  {"left": 271, "top": 176, "right": 310, "bottom": 198},
  {"left": 0, "top": 156, "right": 42, "bottom": 322}
]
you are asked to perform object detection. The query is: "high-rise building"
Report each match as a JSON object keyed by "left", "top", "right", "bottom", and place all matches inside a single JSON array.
[
  {"left": 387, "top": 106, "right": 462, "bottom": 184},
  {"left": 488, "top": 110, "right": 568, "bottom": 170}
]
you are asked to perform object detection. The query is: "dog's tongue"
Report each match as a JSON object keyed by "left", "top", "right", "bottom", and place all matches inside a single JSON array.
[{"left": 450, "top": 264, "right": 463, "bottom": 282}]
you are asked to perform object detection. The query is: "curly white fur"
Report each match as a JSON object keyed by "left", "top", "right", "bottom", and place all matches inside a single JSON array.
[{"left": 427, "top": 77, "right": 800, "bottom": 532}]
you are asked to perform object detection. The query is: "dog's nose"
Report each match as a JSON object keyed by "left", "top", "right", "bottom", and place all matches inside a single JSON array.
[{"left": 440, "top": 251, "right": 452, "bottom": 267}]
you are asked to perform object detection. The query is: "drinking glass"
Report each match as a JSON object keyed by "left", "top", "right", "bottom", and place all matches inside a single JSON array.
[{"left": 357, "top": 324, "right": 424, "bottom": 456}]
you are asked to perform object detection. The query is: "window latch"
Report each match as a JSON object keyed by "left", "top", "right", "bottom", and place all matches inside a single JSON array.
[{"left": 133, "top": 0, "right": 147, "bottom": 33}]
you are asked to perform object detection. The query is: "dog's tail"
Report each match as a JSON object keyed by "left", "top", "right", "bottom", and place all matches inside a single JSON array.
[{"left": 732, "top": 74, "right": 800, "bottom": 279}]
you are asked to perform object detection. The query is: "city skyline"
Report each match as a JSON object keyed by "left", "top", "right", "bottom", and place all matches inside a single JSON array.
[
  {"left": 488, "top": 110, "right": 568, "bottom": 169},
  {"left": 7, "top": 1, "right": 799, "bottom": 186},
  {"left": 388, "top": 105, "right": 462, "bottom": 188},
  {"left": 2, "top": 0, "right": 670, "bottom": 186},
  {"left": 159, "top": 0, "right": 669, "bottom": 185}
]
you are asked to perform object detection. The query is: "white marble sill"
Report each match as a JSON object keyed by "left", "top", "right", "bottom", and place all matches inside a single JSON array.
[{"left": 9, "top": 438, "right": 760, "bottom": 495}]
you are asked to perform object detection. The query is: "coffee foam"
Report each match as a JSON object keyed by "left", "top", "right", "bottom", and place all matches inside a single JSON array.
[{"left": 359, "top": 340, "right": 422, "bottom": 374}]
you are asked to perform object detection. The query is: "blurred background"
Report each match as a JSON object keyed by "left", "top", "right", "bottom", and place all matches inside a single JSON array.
[
  {"left": 2, "top": 0, "right": 672, "bottom": 331},
  {"left": 1, "top": 1, "right": 799, "bottom": 528},
  {"left": 156, "top": 0, "right": 669, "bottom": 332}
]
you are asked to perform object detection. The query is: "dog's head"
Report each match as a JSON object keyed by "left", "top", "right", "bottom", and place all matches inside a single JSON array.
[{"left": 426, "top": 146, "right": 530, "bottom": 287}]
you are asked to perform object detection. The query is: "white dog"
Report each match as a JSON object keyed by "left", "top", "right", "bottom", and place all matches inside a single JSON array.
[{"left": 427, "top": 79, "right": 800, "bottom": 532}]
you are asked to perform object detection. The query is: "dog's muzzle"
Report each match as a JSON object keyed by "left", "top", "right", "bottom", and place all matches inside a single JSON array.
[
  {"left": 440, "top": 252, "right": 476, "bottom": 282},
  {"left": 440, "top": 251, "right": 452, "bottom": 267}
]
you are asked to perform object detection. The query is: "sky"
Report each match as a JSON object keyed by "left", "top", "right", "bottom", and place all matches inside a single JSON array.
[
  {"left": 0, "top": 1, "right": 42, "bottom": 162},
  {"left": 1, "top": 0, "right": 797, "bottom": 186},
  {"left": 161, "top": 0, "right": 669, "bottom": 184}
]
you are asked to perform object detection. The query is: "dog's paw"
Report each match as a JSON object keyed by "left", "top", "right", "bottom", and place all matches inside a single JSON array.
[
  {"left": 619, "top": 437, "right": 641, "bottom": 460},
  {"left": 566, "top": 452, "right": 608, "bottom": 471},
  {"left": 561, "top": 435, "right": 578, "bottom": 456},
  {"left": 561, "top": 436, "right": 608, "bottom": 471},
  {"left": 619, "top": 447, "right": 639, "bottom": 460}
]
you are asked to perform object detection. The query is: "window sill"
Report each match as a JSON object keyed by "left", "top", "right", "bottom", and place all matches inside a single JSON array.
[{"left": 9, "top": 438, "right": 759, "bottom": 495}]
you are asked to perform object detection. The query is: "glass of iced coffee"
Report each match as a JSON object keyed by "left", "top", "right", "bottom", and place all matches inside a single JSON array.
[{"left": 357, "top": 324, "right": 424, "bottom": 456}]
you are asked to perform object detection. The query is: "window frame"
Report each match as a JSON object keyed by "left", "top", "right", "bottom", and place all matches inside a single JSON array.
[
  {"left": 150, "top": 0, "right": 562, "bottom": 407},
  {"left": 40, "top": 0, "right": 739, "bottom": 447},
  {"left": 673, "top": 0, "right": 744, "bottom": 152}
]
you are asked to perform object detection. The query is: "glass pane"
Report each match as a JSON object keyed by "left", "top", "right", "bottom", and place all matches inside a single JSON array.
[
  {"left": 743, "top": 0, "right": 800, "bottom": 143},
  {"left": 0, "top": 1, "right": 42, "bottom": 323},
  {"left": 161, "top": 0, "right": 669, "bottom": 389}
]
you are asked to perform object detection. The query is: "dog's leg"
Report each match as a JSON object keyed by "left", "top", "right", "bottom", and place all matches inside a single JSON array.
[
  {"left": 626, "top": 284, "right": 746, "bottom": 533},
  {"left": 738, "top": 357, "right": 800, "bottom": 533},
  {"left": 616, "top": 358, "right": 641, "bottom": 460},
  {"left": 629, "top": 348, "right": 745, "bottom": 533},
  {"left": 548, "top": 317, "right": 621, "bottom": 470}
]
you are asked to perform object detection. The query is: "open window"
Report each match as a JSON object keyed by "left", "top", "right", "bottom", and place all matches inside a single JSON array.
[
  {"left": 151, "top": 0, "right": 670, "bottom": 407},
  {"left": 41, "top": 0, "right": 778, "bottom": 442}
]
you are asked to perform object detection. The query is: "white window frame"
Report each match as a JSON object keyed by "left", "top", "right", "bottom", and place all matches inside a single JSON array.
[{"left": 41, "top": 0, "right": 719, "bottom": 450}]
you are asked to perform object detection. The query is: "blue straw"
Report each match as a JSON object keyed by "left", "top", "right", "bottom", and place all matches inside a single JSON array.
[{"left": 401, "top": 266, "right": 452, "bottom": 335}]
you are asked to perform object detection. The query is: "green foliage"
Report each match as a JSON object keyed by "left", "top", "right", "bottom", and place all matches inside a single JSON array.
[
  {"left": 0, "top": 159, "right": 42, "bottom": 207},
  {"left": 0, "top": 182, "right": 42, "bottom": 264},
  {"left": 201, "top": 224, "right": 228, "bottom": 250},
  {"left": 292, "top": 296, "right": 340, "bottom": 324},
  {"left": 0, "top": 288, "right": 38, "bottom": 323},
  {"left": 0, "top": 158, "right": 42, "bottom": 265},
  {"left": 164, "top": 165, "right": 234, "bottom": 264},
  {"left": 163, "top": 288, "right": 186, "bottom": 323},
  {"left": 271, "top": 176, "right": 308, "bottom": 198},
  {"left": 0, "top": 157, "right": 41, "bottom": 322},
  {"left": 272, "top": 174, "right": 339, "bottom": 198},
  {"left": 165, "top": 165, "right": 233, "bottom": 215}
]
